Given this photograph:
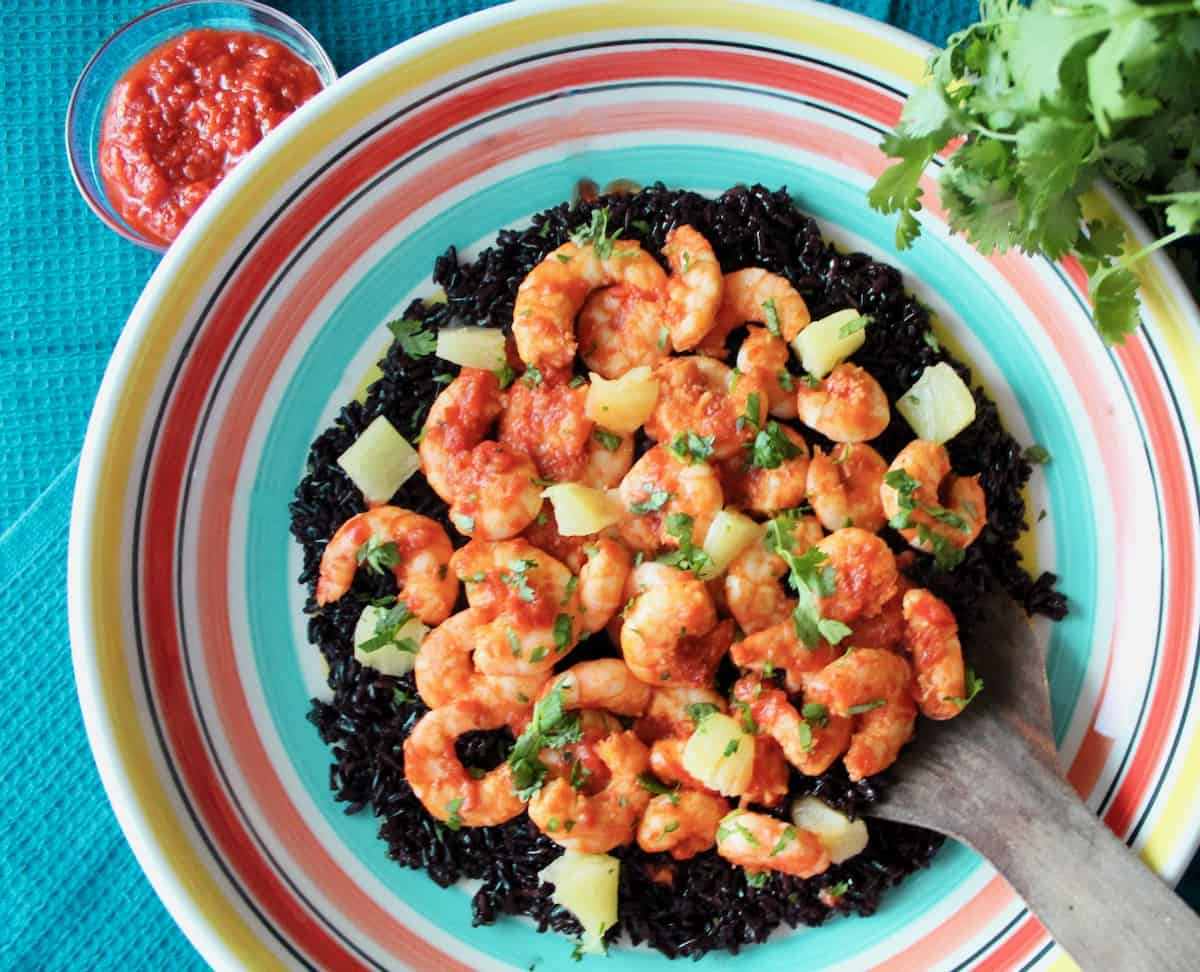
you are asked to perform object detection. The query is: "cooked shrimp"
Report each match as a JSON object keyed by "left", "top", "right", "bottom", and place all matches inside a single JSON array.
[
  {"left": 538, "top": 709, "right": 624, "bottom": 786},
  {"left": 730, "top": 620, "right": 844, "bottom": 694},
  {"left": 539, "top": 658, "right": 653, "bottom": 718},
  {"left": 636, "top": 685, "right": 728, "bottom": 742},
  {"left": 403, "top": 700, "right": 526, "bottom": 827},
  {"left": 622, "top": 562, "right": 729, "bottom": 685},
  {"left": 419, "top": 368, "right": 503, "bottom": 501},
  {"left": 637, "top": 791, "right": 730, "bottom": 860},
  {"left": 879, "top": 440, "right": 986, "bottom": 554},
  {"left": 806, "top": 443, "right": 888, "bottom": 534},
  {"left": 577, "top": 538, "right": 633, "bottom": 634},
  {"left": 733, "top": 675, "right": 852, "bottom": 777},
  {"left": 649, "top": 737, "right": 714, "bottom": 793},
  {"left": 699, "top": 268, "right": 811, "bottom": 357},
  {"left": 414, "top": 609, "right": 547, "bottom": 716},
  {"left": 845, "top": 574, "right": 912, "bottom": 652},
  {"left": 736, "top": 326, "right": 798, "bottom": 418},
  {"left": 527, "top": 730, "right": 652, "bottom": 852},
  {"left": 578, "top": 284, "right": 670, "bottom": 379},
  {"left": 724, "top": 513, "right": 822, "bottom": 634},
  {"left": 814, "top": 527, "right": 899, "bottom": 625},
  {"left": 716, "top": 809, "right": 830, "bottom": 879},
  {"left": 795, "top": 363, "right": 890, "bottom": 443},
  {"left": 661, "top": 225, "right": 723, "bottom": 350},
  {"left": 499, "top": 377, "right": 633, "bottom": 488},
  {"left": 513, "top": 239, "right": 668, "bottom": 372},
  {"left": 722, "top": 424, "right": 811, "bottom": 514},
  {"left": 901, "top": 588, "right": 966, "bottom": 720},
  {"left": 617, "top": 445, "right": 723, "bottom": 554},
  {"left": 805, "top": 647, "right": 917, "bottom": 781},
  {"left": 643, "top": 357, "right": 767, "bottom": 461},
  {"left": 316, "top": 507, "right": 458, "bottom": 624},
  {"left": 452, "top": 539, "right": 582, "bottom": 676}
]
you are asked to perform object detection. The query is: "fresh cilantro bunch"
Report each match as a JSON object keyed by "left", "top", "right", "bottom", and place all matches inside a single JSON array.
[{"left": 869, "top": 0, "right": 1200, "bottom": 344}]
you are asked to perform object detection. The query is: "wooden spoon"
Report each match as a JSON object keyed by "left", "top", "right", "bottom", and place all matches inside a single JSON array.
[{"left": 869, "top": 593, "right": 1200, "bottom": 971}]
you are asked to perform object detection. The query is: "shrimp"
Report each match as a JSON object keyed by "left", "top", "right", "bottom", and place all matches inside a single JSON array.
[
  {"left": 527, "top": 730, "right": 652, "bottom": 852},
  {"left": 539, "top": 658, "right": 653, "bottom": 718},
  {"left": 736, "top": 326, "right": 798, "bottom": 418},
  {"left": 698, "top": 268, "right": 811, "bottom": 357},
  {"left": 794, "top": 363, "right": 890, "bottom": 443},
  {"left": 621, "top": 562, "right": 730, "bottom": 686},
  {"left": 414, "top": 609, "right": 547, "bottom": 717},
  {"left": 578, "top": 538, "right": 633, "bottom": 634},
  {"left": 617, "top": 445, "right": 724, "bottom": 555},
  {"left": 805, "top": 647, "right": 917, "bottom": 781},
  {"left": 730, "top": 621, "right": 844, "bottom": 694},
  {"left": 452, "top": 539, "right": 582, "bottom": 676},
  {"left": 498, "top": 377, "right": 633, "bottom": 489},
  {"left": 578, "top": 284, "right": 670, "bottom": 379},
  {"left": 538, "top": 709, "right": 624, "bottom": 787},
  {"left": 722, "top": 423, "right": 811, "bottom": 514},
  {"left": 635, "top": 685, "right": 728, "bottom": 742},
  {"left": 637, "top": 791, "right": 730, "bottom": 860},
  {"left": 716, "top": 809, "right": 831, "bottom": 879},
  {"left": 806, "top": 443, "right": 888, "bottom": 534},
  {"left": 845, "top": 574, "right": 913, "bottom": 652},
  {"left": 901, "top": 588, "right": 967, "bottom": 720},
  {"left": 643, "top": 356, "right": 767, "bottom": 461},
  {"left": 733, "top": 675, "right": 852, "bottom": 777},
  {"left": 315, "top": 507, "right": 458, "bottom": 624},
  {"left": 724, "top": 514, "right": 822, "bottom": 635},
  {"left": 879, "top": 440, "right": 986, "bottom": 554},
  {"left": 419, "top": 368, "right": 503, "bottom": 502},
  {"left": 661, "top": 225, "right": 723, "bottom": 350},
  {"left": 814, "top": 527, "right": 899, "bottom": 625},
  {"left": 649, "top": 737, "right": 713, "bottom": 793},
  {"left": 403, "top": 700, "right": 526, "bottom": 827},
  {"left": 512, "top": 239, "right": 668, "bottom": 372}
]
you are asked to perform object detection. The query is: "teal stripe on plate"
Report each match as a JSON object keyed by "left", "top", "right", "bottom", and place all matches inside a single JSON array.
[{"left": 244, "top": 143, "right": 1096, "bottom": 968}]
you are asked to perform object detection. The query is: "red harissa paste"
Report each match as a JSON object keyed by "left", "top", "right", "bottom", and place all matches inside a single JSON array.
[{"left": 99, "top": 29, "right": 323, "bottom": 245}]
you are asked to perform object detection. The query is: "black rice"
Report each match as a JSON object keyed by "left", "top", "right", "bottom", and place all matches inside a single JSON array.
[{"left": 290, "top": 183, "right": 1066, "bottom": 959}]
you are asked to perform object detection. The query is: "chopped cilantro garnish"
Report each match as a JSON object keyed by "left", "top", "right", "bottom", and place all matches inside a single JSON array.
[
  {"left": 826, "top": 879, "right": 850, "bottom": 897},
  {"left": 657, "top": 512, "right": 711, "bottom": 576},
  {"left": 800, "top": 373, "right": 821, "bottom": 389},
  {"left": 801, "top": 702, "right": 829, "bottom": 727},
  {"left": 568, "top": 758, "right": 591, "bottom": 791},
  {"left": 670, "top": 431, "right": 715, "bottom": 465},
  {"left": 750, "top": 421, "right": 801, "bottom": 470},
  {"left": 630, "top": 485, "right": 673, "bottom": 514},
  {"left": 529, "top": 646, "right": 548, "bottom": 663},
  {"left": 681, "top": 250, "right": 692, "bottom": 273},
  {"left": 837, "top": 314, "right": 871, "bottom": 338},
  {"left": 762, "top": 532, "right": 851, "bottom": 649},
  {"left": 445, "top": 797, "right": 465, "bottom": 830},
  {"left": 569, "top": 207, "right": 623, "bottom": 259},
  {"left": 507, "top": 683, "right": 583, "bottom": 800},
  {"left": 717, "top": 813, "right": 760, "bottom": 846},
  {"left": 797, "top": 719, "right": 814, "bottom": 753},
  {"left": 357, "top": 600, "right": 415, "bottom": 654},
  {"left": 495, "top": 362, "right": 516, "bottom": 389},
  {"left": 386, "top": 317, "right": 437, "bottom": 358},
  {"left": 736, "top": 392, "right": 762, "bottom": 433},
  {"left": 945, "top": 667, "right": 984, "bottom": 709},
  {"left": 663, "top": 821, "right": 680, "bottom": 834},
  {"left": 686, "top": 702, "right": 720, "bottom": 725},
  {"left": 593, "top": 428, "right": 622, "bottom": 452},
  {"left": 745, "top": 870, "right": 769, "bottom": 888},
  {"left": 883, "top": 468, "right": 921, "bottom": 530},
  {"left": 522, "top": 364, "right": 543, "bottom": 386},
  {"left": 506, "top": 627, "right": 522, "bottom": 658},
  {"left": 722, "top": 738, "right": 740, "bottom": 758},
  {"left": 770, "top": 825, "right": 798, "bottom": 857},
  {"left": 356, "top": 533, "right": 401, "bottom": 576},
  {"left": 657, "top": 326, "right": 669, "bottom": 351},
  {"left": 777, "top": 369, "right": 794, "bottom": 392},
  {"left": 917, "top": 523, "right": 966, "bottom": 571},
  {"left": 553, "top": 614, "right": 573, "bottom": 652},
  {"left": 631, "top": 219, "right": 652, "bottom": 235},
  {"left": 847, "top": 699, "right": 887, "bottom": 715},
  {"left": 831, "top": 444, "right": 853, "bottom": 466},
  {"left": 762, "top": 297, "right": 781, "bottom": 337},
  {"left": 637, "top": 772, "right": 681, "bottom": 804}
]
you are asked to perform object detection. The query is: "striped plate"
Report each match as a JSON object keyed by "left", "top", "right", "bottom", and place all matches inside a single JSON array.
[{"left": 68, "top": 1, "right": 1200, "bottom": 969}]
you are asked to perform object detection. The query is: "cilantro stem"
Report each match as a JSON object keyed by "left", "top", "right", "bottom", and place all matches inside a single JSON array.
[{"left": 1115, "top": 227, "right": 1189, "bottom": 272}]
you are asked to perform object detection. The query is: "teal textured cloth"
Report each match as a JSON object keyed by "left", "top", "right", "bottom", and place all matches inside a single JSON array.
[{"left": 2, "top": 2, "right": 1195, "bottom": 969}]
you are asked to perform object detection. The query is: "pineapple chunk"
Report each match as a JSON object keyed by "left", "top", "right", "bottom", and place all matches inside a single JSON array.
[
  {"left": 585, "top": 366, "right": 659, "bottom": 433},
  {"left": 337, "top": 416, "right": 420, "bottom": 507},
  {"left": 352, "top": 605, "right": 427, "bottom": 677},
  {"left": 538, "top": 850, "right": 620, "bottom": 955},
  {"left": 791, "top": 308, "right": 869, "bottom": 379},
  {"left": 790, "top": 796, "right": 869, "bottom": 864},
  {"left": 435, "top": 326, "right": 508, "bottom": 371},
  {"left": 897, "top": 362, "right": 976, "bottom": 444},
  {"left": 541, "top": 483, "right": 624, "bottom": 536},
  {"left": 682, "top": 712, "right": 754, "bottom": 796},
  {"left": 698, "top": 510, "right": 764, "bottom": 580}
]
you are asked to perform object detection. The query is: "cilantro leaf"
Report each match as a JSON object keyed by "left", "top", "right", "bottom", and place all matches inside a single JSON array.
[
  {"left": 686, "top": 702, "right": 720, "bottom": 725},
  {"left": 847, "top": 699, "right": 886, "bottom": 715},
  {"left": 630, "top": 485, "right": 673, "bottom": 515},
  {"left": 507, "top": 683, "right": 583, "bottom": 800},
  {"left": 657, "top": 512, "right": 712, "bottom": 576},
  {"left": 945, "top": 666, "right": 985, "bottom": 709},
  {"left": 569, "top": 207, "right": 623, "bottom": 259},
  {"left": 750, "top": 421, "right": 801, "bottom": 470},
  {"left": 670, "top": 431, "right": 715, "bottom": 464},
  {"left": 356, "top": 533, "right": 401, "bottom": 575},
  {"left": 593, "top": 428, "right": 623, "bottom": 452},
  {"left": 386, "top": 318, "right": 436, "bottom": 358},
  {"left": 637, "top": 772, "right": 681, "bottom": 804}
]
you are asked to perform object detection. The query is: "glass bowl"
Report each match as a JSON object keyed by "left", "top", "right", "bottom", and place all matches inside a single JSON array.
[{"left": 65, "top": 0, "right": 337, "bottom": 252}]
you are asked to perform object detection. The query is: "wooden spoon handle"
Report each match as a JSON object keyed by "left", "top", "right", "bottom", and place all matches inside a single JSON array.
[{"left": 956, "top": 743, "right": 1200, "bottom": 971}]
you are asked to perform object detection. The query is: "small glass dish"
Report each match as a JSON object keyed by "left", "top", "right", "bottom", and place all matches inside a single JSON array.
[{"left": 66, "top": 0, "right": 337, "bottom": 252}]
